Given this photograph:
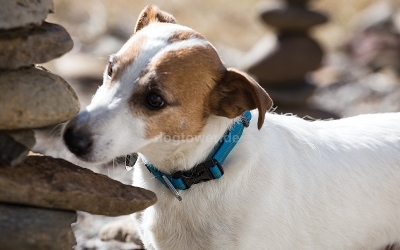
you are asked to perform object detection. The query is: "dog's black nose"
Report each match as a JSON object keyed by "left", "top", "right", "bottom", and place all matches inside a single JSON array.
[{"left": 63, "top": 127, "right": 92, "bottom": 157}]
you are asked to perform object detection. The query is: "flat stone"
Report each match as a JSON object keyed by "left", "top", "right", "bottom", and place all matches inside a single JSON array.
[
  {"left": 0, "top": 203, "right": 76, "bottom": 250},
  {"left": 0, "top": 0, "right": 54, "bottom": 30},
  {"left": 0, "top": 156, "right": 157, "bottom": 216},
  {"left": 241, "top": 34, "right": 323, "bottom": 87},
  {"left": 262, "top": 80, "right": 316, "bottom": 105},
  {"left": 286, "top": 0, "right": 312, "bottom": 6},
  {"left": 0, "top": 130, "right": 35, "bottom": 167},
  {"left": 0, "top": 22, "right": 73, "bottom": 69},
  {"left": 259, "top": 2, "right": 328, "bottom": 31},
  {"left": 0, "top": 66, "right": 80, "bottom": 130}
]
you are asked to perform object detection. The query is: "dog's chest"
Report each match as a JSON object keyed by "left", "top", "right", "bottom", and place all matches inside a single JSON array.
[{"left": 138, "top": 195, "right": 244, "bottom": 250}]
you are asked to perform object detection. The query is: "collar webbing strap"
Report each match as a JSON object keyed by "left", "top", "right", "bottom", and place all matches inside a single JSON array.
[{"left": 144, "top": 111, "right": 252, "bottom": 197}]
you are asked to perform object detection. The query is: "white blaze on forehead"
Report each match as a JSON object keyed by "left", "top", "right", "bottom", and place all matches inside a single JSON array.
[{"left": 118, "top": 23, "right": 209, "bottom": 89}]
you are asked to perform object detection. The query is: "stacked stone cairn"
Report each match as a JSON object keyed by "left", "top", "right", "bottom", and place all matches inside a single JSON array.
[
  {"left": 0, "top": 1, "right": 156, "bottom": 249},
  {"left": 242, "top": 0, "right": 337, "bottom": 118}
]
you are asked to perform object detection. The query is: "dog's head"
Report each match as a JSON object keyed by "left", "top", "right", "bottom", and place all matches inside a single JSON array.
[{"left": 63, "top": 5, "right": 273, "bottom": 163}]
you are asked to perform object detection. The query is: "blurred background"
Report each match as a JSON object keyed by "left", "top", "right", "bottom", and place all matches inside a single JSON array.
[
  {"left": 39, "top": 0, "right": 400, "bottom": 249},
  {"left": 43, "top": 0, "right": 400, "bottom": 119}
]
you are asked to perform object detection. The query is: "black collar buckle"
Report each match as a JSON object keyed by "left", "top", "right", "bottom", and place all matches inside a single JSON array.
[{"left": 172, "top": 159, "right": 223, "bottom": 188}]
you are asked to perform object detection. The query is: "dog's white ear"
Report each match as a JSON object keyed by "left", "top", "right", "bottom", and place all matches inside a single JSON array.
[
  {"left": 134, "top": 5, "right": 177, "bottom": 33},
  {"left": 209, "top": 68, "right": 273, "bottom": 130}
]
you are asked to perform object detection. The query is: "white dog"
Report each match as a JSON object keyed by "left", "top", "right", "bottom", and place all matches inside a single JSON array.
[{"left": 63, "top": 5, "right": 400, "bottom": 250}]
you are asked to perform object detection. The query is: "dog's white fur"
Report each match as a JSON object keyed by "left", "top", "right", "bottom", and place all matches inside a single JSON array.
[{"left": 63, "top": 6, "right": 400, "bottom": 250}]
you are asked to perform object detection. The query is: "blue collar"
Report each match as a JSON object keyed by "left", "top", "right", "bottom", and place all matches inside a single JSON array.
[{"left": 144, "top": 111, "right": 252, "bottom": 201}]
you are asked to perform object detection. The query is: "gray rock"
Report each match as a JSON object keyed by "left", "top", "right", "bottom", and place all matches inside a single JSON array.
[
  {"left": 0, "top": 22, "right": 73, "bottom": 69},
  {"left": 286, "top": 0, "right": 312, "bottom": 6},
  {"left": 242, "top": 34, "right": 323, "bottom": 87},
  {"left": 259, "top": 2, "right": 328, "bottom": 31},
  {"left": 0, "top": 156, "right": 157, "bottom": 216},
  {"left": 0, "top": 203, "right": 76, "bottom": 250},
  {"left": 0, "top": 66, "right": 80, "bottom": 130},
  {"left": 262, "top": 80, "right": 316, "bottom": 105},
  {"left": 0, "top": 0, "right": 54, "bottom": 30},
  {"left": 0, "top": 130, "right": 35, "bottom": 167}
]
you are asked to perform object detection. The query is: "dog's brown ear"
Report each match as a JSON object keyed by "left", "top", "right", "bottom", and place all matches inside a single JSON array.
[
  {"left": 134, "top": 5, "right": 177, "bottom": 33},
  {"left": 209, "top": 68, "right": 273, "bottom": 130}
]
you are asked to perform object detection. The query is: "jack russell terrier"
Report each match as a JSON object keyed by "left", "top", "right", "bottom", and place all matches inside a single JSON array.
[{"left": 63, "top": 5, "right": 400, "bottom": 250}]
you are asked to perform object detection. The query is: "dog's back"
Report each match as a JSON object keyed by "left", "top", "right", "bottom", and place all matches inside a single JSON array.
[
  {"left": 131, "top": 112, "right": 400, "bottom": 249},
  {"left": 230, "top": 112, "right": 400, "bottom": 249}
]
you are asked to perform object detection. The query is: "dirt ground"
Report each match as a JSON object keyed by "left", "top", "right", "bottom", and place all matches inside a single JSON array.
[{"left": 35, "top": 0, "right": 400, "bottom": 249}]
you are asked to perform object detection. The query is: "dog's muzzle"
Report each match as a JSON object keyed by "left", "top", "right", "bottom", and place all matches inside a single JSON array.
[
  {"left": 63, "top": 126, "right": 92, "bottom": 157},
  {"left": 63, "top": 111, "right": 93, "bottom": 158}
]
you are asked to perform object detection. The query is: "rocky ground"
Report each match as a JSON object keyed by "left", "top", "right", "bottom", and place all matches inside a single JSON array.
[{"left": 33, "top": 0, "right": 400, "bottom": 249}]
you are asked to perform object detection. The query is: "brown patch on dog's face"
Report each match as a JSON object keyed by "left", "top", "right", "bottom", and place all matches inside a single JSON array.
[{"left": 129, "top": 44, "right": 225, "bottom": 140}]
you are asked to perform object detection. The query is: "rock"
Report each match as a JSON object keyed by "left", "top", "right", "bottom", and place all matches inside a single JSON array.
[
  {"left": 0, "top": 203, "right": 76, "bottom": 250},
  {"left": 263, "top": 80, "right": 316, "bottom": 105},
  {"left": 0, "top": 0, "right": 54, "bottom": 30},
  {"left": 0, "top": 156, "right": 157, "bottom": 216},
  {"left": 286, "top": 0, "right": 312, "bottom": 6},
  {"left": 0, "top": 66, "right": 80, "bottom": 130},
  {"left": 259, "top": 2, "right": 328, "bottom": 31},
  {"left": 5, "top": 130, "right": 36, "bottom": 149},
  {"left": 0, "top": 130, "right": 35, "bottom": 167},
  {"left": 0, "top": 22, "right": 73, "bottom": 69},
  {"left": 242, "top": 34, "right": 323, "bottom": 87}
]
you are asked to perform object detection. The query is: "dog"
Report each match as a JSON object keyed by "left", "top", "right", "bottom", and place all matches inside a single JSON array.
[{"left": 63, "top": 5, "right": 400, "bottom": 250}]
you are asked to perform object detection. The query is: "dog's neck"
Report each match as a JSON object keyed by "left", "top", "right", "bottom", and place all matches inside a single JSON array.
[{"left": 138, "top": 115, "right": 236, "bottom": 174}]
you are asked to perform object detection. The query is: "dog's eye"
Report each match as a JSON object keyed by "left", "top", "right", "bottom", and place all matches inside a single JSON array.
[
  {"left": 146, "top": 93, "right": 165, "bottom": 109},
  {"left": 107, "top": 61, "right": 114, "bottom": 78}
]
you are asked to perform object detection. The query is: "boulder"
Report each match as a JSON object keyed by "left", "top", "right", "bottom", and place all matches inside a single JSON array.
[
  {"left": 286, "top": 0, "right": 312, "bottom": 6},
  {"left": 0, "top": 22, "right": 73, "bottom": 69},
  {"left": 0, "top": 156, "right": 157, "bottom": 216},
  {"left": 259, "top": 2, "right": 328, "bottom": 31},
  {"left": 0, "top": 66, "right": 80, "bottom": 130},
  {"left": 0, "top": 0, "right": 54, "bottom": 30},
  {"left": 0, "top": 130, "right": 35, "bottom": 167},
  {"left": 0, "top": 203, "right": 76, "bottom": 250},
  {"left": 242, "top": 34, "right": 323, "bottom": 87},
  {"left": 262, "top": 80, "right": 316, "bottom": 105}
]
